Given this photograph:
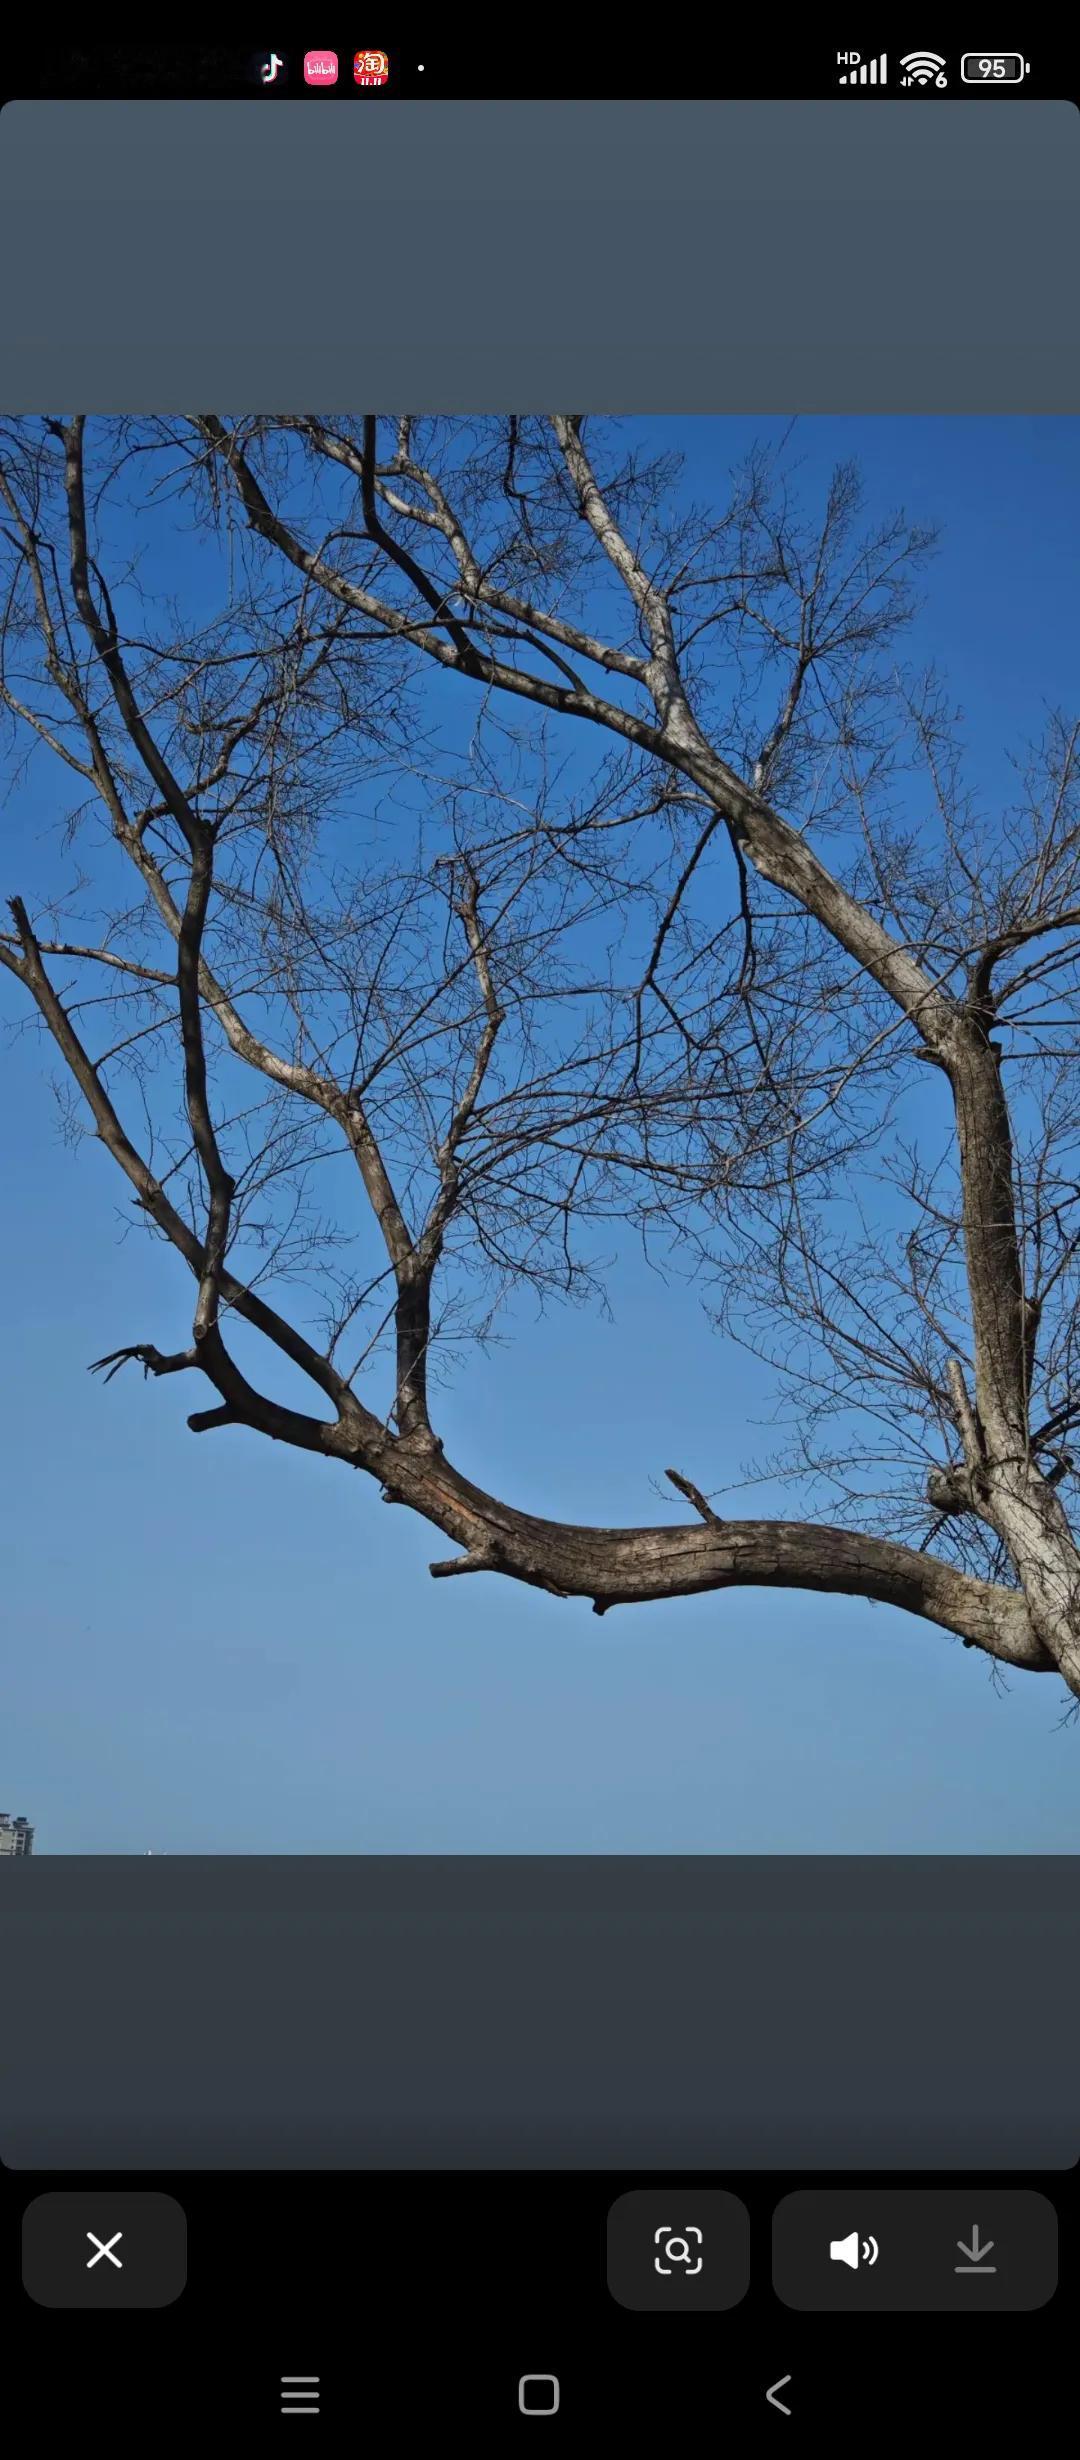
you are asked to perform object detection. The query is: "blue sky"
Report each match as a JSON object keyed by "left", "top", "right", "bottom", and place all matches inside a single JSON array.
[{"left": 2, "top": 414, "right": 1079, "bottom": 1852}]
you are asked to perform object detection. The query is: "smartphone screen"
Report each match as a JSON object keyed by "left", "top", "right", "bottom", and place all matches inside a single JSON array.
[{"left": 1, "top": 36, "right": 1076, "bottom": 2440}]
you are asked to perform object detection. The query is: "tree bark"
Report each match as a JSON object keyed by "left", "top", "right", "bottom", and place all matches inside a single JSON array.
[{"left": 368, "top": 1439, "right": 1050, "bottom": 1672}]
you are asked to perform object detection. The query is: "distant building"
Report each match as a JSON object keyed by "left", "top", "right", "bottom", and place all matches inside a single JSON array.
[{"left": 0, "top": 1812, "right": 34, "bottom": 1857}]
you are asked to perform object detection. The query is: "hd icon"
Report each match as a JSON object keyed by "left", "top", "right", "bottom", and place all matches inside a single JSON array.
[{"left": 830, "top": 2231, "right": 879, "bottom": 2269}]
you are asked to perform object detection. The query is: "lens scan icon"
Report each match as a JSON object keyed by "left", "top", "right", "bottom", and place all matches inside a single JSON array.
[
  {"left": 654, "top": 2224, "right": 703, "bottom": 2276},
  {"left": 830, "top": 2231, "right": 879, "bottom": 2270}
]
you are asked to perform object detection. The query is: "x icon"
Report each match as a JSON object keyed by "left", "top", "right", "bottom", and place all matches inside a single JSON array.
[{"left": 86, "top": 2230, "right": 124, "bottom": 2270}]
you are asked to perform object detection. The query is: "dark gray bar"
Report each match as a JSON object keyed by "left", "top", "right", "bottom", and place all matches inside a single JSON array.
[
  {"left": 22, "top": 2191, "right": 188, "bottom": 2310},
  {"left": 0, "top": 102, "right": 1077, "bottom": 408},
  {"left": 607, "top": 2188, "right": 751, "bottom": 2311},
  {"left": 1, "top": 1859, "right": 1076, "bottom": 2169},
  {"left": 772, "top": 2188, "right": 1058, "bottom": 2311}
]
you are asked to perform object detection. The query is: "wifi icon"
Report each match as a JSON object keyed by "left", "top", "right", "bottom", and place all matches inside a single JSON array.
[{"left": 900, "top": 51, "right": 948, "bottom": 87}]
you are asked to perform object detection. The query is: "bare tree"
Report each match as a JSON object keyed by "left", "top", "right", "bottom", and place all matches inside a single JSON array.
[{"left": 2, "top": 414, "right": 1079, "bottom": 1698}]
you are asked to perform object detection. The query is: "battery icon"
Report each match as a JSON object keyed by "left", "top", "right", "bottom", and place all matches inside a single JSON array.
[{"left": 960, "top": 54, "right": 1030, "bottom": 82}]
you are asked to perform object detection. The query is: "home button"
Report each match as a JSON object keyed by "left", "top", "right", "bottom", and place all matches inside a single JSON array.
[{"left": 519, "top": 2374, "right": 560, "bottom": 2415}]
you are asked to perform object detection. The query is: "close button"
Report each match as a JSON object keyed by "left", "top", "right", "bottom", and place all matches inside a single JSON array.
[{"left": 22, "top": 2191, "right": 187, "bottom": 2309}]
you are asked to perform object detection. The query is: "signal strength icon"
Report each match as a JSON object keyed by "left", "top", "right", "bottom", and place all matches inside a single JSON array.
[
  {"left": 837, "top": 52, "right": 888, "bottom": 86},
  {"left": 899, "top": 51, "right": 948, "bottom": 87}
]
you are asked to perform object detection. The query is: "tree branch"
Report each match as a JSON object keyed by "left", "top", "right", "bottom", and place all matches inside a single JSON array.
[{"left": 665, "top": 1467, "right": 722, "bottom": 1525}]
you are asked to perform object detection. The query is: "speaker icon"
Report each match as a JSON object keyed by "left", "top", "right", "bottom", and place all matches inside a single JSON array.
[{"left": 829, "top": 2231, "right": 879, "bottom": 2269}]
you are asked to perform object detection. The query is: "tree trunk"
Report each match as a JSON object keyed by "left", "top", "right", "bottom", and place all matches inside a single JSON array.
[{"left": 980, "top": 1464, "right": 1080, "bottom": 1696}]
